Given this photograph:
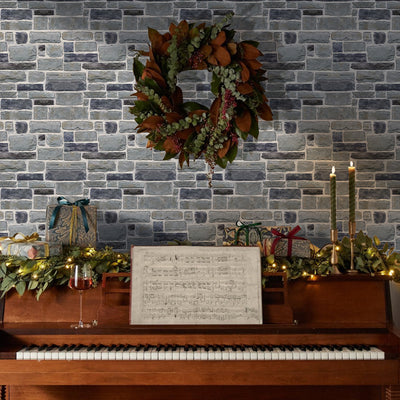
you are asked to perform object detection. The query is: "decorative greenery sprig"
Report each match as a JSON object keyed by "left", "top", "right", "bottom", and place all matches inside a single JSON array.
[
  {"left": 0, "top": 246, "right": 130, "bottom": 300},
  {"left": 263, "top": 231, "right": 400, "bottom": 282}
]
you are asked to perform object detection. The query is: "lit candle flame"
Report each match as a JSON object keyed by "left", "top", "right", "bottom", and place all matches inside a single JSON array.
[
  {"left": 350, "top": 161, "right": 353, "bottom": 167},
  {"left": 331, "top": 166, "right": 335, "bottom": 174}
]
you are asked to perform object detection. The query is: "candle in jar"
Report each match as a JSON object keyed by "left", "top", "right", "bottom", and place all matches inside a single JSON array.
[
  {"left": 348, "top": 161, "right": 356, "bottom": 223},
  {"left": 330, "top": 166, "right": 337, "bottom": 230}
]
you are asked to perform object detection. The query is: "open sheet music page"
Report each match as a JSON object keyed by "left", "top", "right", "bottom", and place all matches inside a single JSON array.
[{"left": 130, "top": 246, "right": 262, "bottom": 325}]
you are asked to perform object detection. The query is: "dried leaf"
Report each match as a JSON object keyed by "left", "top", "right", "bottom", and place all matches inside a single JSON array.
[
  {"left": 176, "top": 128, "right": 194, "bottom": 140},
  {"left": 161, "top": 96, "right": 172, "bottom": 109},
  {"left": 239, "top": 61, "right": 250, "bottom": 82},
  {"left": 140, "top": 115, "right": 164, "bottom": 130},
  {"left": 227, "top": 42, "right": 237, "bottom": 55},
  {"left": 213, "top": 46, "right": 231, "bottom": 67},
  {"left": 172, "top": 87, "right": 183, "bottom": 107},
  {"left": 246, "top": 59, "right": 263, "bottom": 71},
  {"left": 211, "top": 31, "right": 226, "bottom": 46},
  {"left": 257, "top": 102, "right": 273, "bottom": 121},
  {"left": 179, "top": 151, "right": 186, "bottom": 168},
  {"left": 200, "top": 44, "right": 212, "bottom": 57},
  {"left": 235, "top": 109, "right": 252, "bottom": 132},
  {"left": 217, "top": 139, "right": 231, "bottom": 159},
  {"left": 132, "top": 92, "right": 149, "bottom": 101},
  {"left": 165, "top": 112, "right": 182, "bottom": 124},
  {"left": 163, "top": 137, "right": 179, "bottom": 153},
  {"left": 210, "top": 97, "right": 222, "bottom": 125},
  {"left": 241, "top": 42, "right": 262, "bottom": 60},
  {"left": 237, "top": 82, "right": 254, "bottom": 95}
]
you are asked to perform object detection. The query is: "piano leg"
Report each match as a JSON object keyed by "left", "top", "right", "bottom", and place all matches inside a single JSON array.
[
  {"left": 0, "top": 386, "right": 6, "bottom": 400},
  {"left": 7, "top": 385, "right": 388, "bottom": 400}
]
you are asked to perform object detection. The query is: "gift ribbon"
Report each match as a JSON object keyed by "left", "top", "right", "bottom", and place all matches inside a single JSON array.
[
  {"left": 0, "top": 232, "right": 39, "bottom": 243},
  {"left": 270, "top": 225, "right": 306, "bottom": 257},
  {"left": 234, "top": 221, "right": 262, "bottom": 246},
  {"left": 0, "top": 233, "right": 49, "bottom": 257},
  {"left": 48, "top": 197, "right": 90, "bottom": 245}
]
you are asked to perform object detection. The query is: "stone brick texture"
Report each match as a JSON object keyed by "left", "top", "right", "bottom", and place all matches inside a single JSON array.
[{"left": 0, "top": 0, "right": 400, "bottom": 250}]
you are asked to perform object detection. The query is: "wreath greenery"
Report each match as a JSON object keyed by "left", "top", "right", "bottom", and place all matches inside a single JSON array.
[{"left": 129, "top": 13, "right": 273, "bottom": 171}]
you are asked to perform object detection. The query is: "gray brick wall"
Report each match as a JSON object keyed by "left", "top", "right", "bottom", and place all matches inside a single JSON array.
[{"left": 1, "top": 0, "right": 400, "bottom": 250}]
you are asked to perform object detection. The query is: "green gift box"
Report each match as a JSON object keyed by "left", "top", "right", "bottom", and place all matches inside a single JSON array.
[
  {"left": 0, "top": 233, "right": 62, "bottom": 259},
  {"left": 223, "top": 222, "right": 292, "bottom": 246},
  {"left": 45, "top": 197, "right": 97, "bottom": 247}
]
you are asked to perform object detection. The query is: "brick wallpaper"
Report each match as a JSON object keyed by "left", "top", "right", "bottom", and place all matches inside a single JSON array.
[{"left": 0, "top": 0, "right": 399, "bottom": 250}]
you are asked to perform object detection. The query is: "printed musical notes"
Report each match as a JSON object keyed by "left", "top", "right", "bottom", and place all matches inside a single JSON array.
[{"left": 130, "top": 246, "right": 262, "bottom": 325}]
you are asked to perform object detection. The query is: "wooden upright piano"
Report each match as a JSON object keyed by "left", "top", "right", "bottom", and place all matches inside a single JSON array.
[{"left": 0, "top": 273, "right": 399, "bottom": 400}]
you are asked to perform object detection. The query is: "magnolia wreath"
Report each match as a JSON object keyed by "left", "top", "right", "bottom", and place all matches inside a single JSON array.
[{"left": 130, "top": 13, "right": 273, "bottom": 174}]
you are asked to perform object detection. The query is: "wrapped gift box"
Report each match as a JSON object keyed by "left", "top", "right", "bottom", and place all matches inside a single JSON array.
[
  {"left": 223, "top": 223, "right": 292, "bottom": 247},
  {"left": 0, "top": 233, "right": 61, "bottom": 259},
  {"left": 46, "top": 198, "right": 97, "bottom": 247},
  {"left": 263, "top": 226, "right": 311, "bottom": 258}
]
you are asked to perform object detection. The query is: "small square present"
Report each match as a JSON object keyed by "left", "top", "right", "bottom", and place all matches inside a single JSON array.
[
  {"left": 263, "top": 226, "right": 311, "bottom": 258},
  {"left": 0, "top": 233, "right": 62, "bottom": 259},
  {"left": 223, "top": 222, "right": 292, "bottom": 247},
  {"left": 46, "top": 197, "right": 97, "bottom": 247}
]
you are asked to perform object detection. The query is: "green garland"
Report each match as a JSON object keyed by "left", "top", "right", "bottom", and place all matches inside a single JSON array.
[
  {"left": 1, "top": 232, "right": 400, "bottom": 300},
  {"left": 0, "top": 246, "right": 130, "bottom": 300}
]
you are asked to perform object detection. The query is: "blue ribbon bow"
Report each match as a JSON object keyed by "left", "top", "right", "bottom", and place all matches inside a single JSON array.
[{"left": 49, "top": 197, "right": 90, "bottom": 233}]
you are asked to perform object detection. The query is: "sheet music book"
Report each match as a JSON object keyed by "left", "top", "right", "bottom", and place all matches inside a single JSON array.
[{"left": 130, "top": 246, "right": 262, "bottom": 325}]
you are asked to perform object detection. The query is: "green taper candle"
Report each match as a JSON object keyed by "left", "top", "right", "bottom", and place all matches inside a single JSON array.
[
  {"left": 348, "top": 161, "right": 356, "bottom": 223},
  {"left": 330, "top": 166, "right": 337, "bottom": 230}
]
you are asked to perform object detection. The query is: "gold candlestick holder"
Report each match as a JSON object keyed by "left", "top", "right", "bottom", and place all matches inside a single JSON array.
[
  {"left": 348, "top": 221, "right": 358, "bottom": 274},
  {"left": 330, "top": 229, "right": 341, "bottom": 274}
]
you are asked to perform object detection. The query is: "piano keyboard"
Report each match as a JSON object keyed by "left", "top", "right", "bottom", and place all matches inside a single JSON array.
[{"left": 16, "top": 344, "right": 385, "bottom": 361}]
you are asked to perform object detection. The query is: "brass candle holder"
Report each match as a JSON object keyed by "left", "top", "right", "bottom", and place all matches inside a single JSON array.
[
  {"left": 348, "top": 221, "right": 358, "bottom": 274},
  {"left": 330, "top": 229, "right": 340, "bottom": 274}
]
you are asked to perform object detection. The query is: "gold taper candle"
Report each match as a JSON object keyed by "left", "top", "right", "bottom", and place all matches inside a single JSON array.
[
  {"left": 330, "top": 166, "right": 337, "bottom": 230},
  {"left": 348, "top": 161, "right": 355, "bottom": 223}
]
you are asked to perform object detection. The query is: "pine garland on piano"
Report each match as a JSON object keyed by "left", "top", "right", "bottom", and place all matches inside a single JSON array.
[{"left": 0, "top": 231, "right": 399, "bottom": 299}]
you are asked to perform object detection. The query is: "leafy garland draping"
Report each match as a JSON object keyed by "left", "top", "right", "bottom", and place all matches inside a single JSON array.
[
  {"left": 129, "top": 13, "right": 273, "bottom": 171},
  {"left": 1, "top": 231, "right": 400, "bottom": 300}
]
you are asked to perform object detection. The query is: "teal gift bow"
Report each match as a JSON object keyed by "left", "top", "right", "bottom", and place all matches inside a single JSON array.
[
  {"left": 234, "top": 221, "right": 262, "bottom": 246},
  {"left": 48, "top": 197, "right": 90, "bottom": 233}
]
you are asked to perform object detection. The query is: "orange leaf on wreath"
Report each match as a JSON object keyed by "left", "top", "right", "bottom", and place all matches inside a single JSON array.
[
  {"left": 139, "top": 115, "right": 164, "bottom": 131},
  {"left": 165, "top": 112, "right": 182, "bottom": 124},
  {"left": 161, "top": 96, "right": 172, "bottom": 110},
  {"left": 239, "top": 61, "right": 250, "bottom": 82},
  {"left": 177, "top": 128, "right": 194, "bottom": 140},
  {"left": 141, "top": 69, "right": 166, "bottom": 88},
  {"left": 199, "top": 44, "right": 212, "bottom": 58},
  {"left": 211, "top": 31, "right": 226, "bottom": 47},
  {"left": 217, "top": 139, "right": 231, "bottom": 159},
  {"left": 227, "top": 42, "right": 237, "bottom": 55},
  {"left": 147, "top": 140, "right": 155, "bottom": 148},
  {"left": 240, "top": 42, "right": 262, "bottom": 60},
  {"left": 213, "top": 46, "right": 231, "bottom": 67},
  {"left": 245, "top": 59, "right": 263, "bottom": 71},
  {"left": 163, "top": 137, "right": 179, "bottom": 153},
  {"left": 179, "top": 151, "right": 186, "bottom": 168},
  {"left": 210, "top": 97, "right": 222, "bottom": 126},
  {"left": 235, "top": 109, "right": 252, "bottom": 132},
  {"left": 132, "top": 92, "right": 148, "bottom": 101},
  {"left": 257, "top": 102, "right": 273, "bottom": 121},
  {"left": 171, "top": 87, "right": 183, "bottom": 108},
  {"left": 237, "top": 82, "right": 254, "bottom": 95}
]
